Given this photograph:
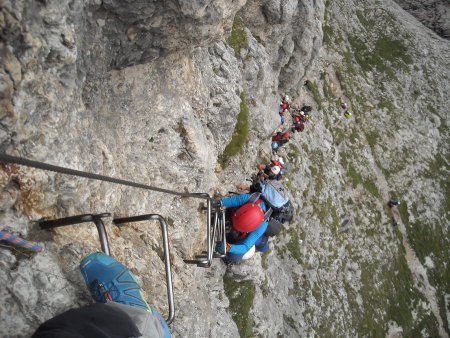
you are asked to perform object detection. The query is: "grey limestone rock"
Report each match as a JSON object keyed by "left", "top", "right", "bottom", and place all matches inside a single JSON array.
[{"left": 1, "top": 0, "right": 449, "bottom": 337}]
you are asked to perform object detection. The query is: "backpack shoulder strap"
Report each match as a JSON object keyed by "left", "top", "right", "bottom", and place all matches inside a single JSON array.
[
  {"left": 249, "top": 193, "right": 272, "bottom": 221},
  {"left": 263, "top": 207, "right": 273, "bottom": 222},
  {"left": 247, "top": 192, "right": 261, "bottom": 204}
]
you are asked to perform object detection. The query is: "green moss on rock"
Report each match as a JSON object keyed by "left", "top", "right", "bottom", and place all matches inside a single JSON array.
[{"left": 223, "top": 273, "right": 256, "bottom": 338}]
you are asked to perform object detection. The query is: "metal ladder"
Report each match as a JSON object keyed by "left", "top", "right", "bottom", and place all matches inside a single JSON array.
[
  {"left": 39, "top": 213, "right": 175, "bottom": 324},
  {"left": 183, "top": 201, "right": 227, "bottom": 267}
]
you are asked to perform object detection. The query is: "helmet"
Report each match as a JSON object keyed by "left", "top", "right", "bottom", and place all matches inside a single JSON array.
[
  {"left": 278, "top": 157, "right": 285, "bottom": 165},
  {"left": 271, "top": 165, "right": 281, "bottom": 174},
  {"left": 282, "top": 132, "right": 291, "bottom": 139},
  {"left": 232, "top": 203, "right": 264, "bottom": 232},
  {"left": 285, "top": 95, "right": 290, "bottom": 101}
]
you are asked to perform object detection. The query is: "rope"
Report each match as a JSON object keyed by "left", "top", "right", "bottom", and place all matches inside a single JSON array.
[
  {"left": 0, "top": 230, "right": 43, "bottom": 252},
  {"left": 0, "top": 153, "right": 209, "bottom": 200}
]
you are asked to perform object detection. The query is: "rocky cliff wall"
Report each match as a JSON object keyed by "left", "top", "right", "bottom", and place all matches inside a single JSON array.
[
  {"left": 1, "top": 0, "right": 449, "bottom": 337},
  {"left": 393, "top": 0, "right": 450, "bottom": 39}
]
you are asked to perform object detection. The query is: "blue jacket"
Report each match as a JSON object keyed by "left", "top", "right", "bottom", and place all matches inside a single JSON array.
[{"left": 221, "top": 194, "right": 268, "bottom": 255}]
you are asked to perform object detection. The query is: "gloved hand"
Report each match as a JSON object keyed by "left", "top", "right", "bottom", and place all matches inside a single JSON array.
[
  {"left": 215, "top": 241, "right": 231, "bottom": 254},
  {"left": 215, "top": 241, "right": 225, "bottom": 254},
  {"left": 211, "top": 198, "right": 223, "bottom": 209}
]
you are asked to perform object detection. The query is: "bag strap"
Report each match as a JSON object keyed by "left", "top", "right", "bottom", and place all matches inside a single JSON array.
[
  {"left": 248, "top": 193, "right": 272, "bottom": 221},
  {"left": 247, "top": 192, "right": 261, "bottom": 204},
  {"left": 263, "top": 207, "right": 273, "bottom": 222}
]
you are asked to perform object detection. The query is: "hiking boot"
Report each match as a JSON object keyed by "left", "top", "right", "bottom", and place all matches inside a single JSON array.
[{"left": 80, "top": 252, "right": 150, "bottom": 311}]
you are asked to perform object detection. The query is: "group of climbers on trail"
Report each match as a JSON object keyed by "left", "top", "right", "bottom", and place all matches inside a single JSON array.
[
  {"left": 273, "top": 94, "right": 315, "bottom": 152},
  {"left": 338, "top": 97, "right": 352, "bottom": 120},
  {"left": 214, "top": 94, "right": 303, "bottom": 265}
]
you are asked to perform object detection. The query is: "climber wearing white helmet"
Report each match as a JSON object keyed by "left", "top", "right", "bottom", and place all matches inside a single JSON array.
[
  {"left": 271, "top": 165, "right": 281, "bottom": 175},
  {"left": 256, "top": 163, "right": 283, "bottom": 182}
]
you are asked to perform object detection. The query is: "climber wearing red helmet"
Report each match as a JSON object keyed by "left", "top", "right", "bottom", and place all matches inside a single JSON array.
[
  {"left": 271, "top": 131, "right": 290, "bottom": 142},
  {"left": 215, "top": 193, "right": 269, "bottom": 263}
]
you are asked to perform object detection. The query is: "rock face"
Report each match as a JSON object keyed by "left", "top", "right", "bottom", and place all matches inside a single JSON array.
[
  {"left": 1, "top": 0, "right": 449, "bottom": 337},
  {"left": 97, "top": 0, "right": 246, "bottom": 68},
  {"left": 393, "top": 0, "right": 450, "bottom": 39}
]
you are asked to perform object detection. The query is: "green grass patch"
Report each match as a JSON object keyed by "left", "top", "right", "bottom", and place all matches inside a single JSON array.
[
  {"left": 261, "top": 275, "right": 270, "bottom": 297},
  {"left": 347, "top": 33, "right": 411, "bottom": 80},
  {"left": 228, "top": 16, "right": 248, "bottom": 58},
  {"left": 286, "top": 143, "right": 301, "bottom": 173},
  {"left": 323, "top": 24, "right": 334, "bottom": 46},
  {"left": 285, "top": 227, "right": 302, "bottom": 264},
  {"left": 362, "top": 179, "right": 381, "bottom": 199},
  {"left": 306, "top": 80, "right": 323, "bottom": 110},
  {"left": 283, "top": 314, "right": 300, "bottom": 335},
  {"left": 219, "top": 92, "right": 250, "bottom": 168},
  {"left": 426, "top": 104, "right": 438, "bottom": 115},
  {"left": 323, "top": 77, "right": 334, "bottom": 100},
  {"left": 345, "top": 251, "right": 431, "bottom": 336},
  {"left": 333, "top": 127, "right": 346, "bottom": 146},
  {"left": 288, "top": 274, "right": 302, "bottom": 297},
  {"left": 377, "top": 98, "right": 396, "bottom": 111},
  {"left": 356, "top": 10, "right": 371, "bottom": 28},
  {"left": 261, "top": 248, "right": 270, "bottom": 270},
  {"left": 309, "top": 149, "right": 325, "bottom": 195},
  {"left": 398, "top": 193, "right": 450, "bottom": 334},
  {"left": 347, "top": 164, "right": 363, "bottom": 187},
  {"left": 223, "top": 273, "right": 256, "bottom": 338},
  {"left": 341, "top": 151, "right": 380, "bottom": 198},
  {"left": 375, "top": 34, "right": 413, "bottom": 67}
]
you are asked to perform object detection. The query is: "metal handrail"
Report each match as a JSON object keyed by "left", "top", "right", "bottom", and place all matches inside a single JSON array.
[
  {"left": 183, "top": 203, "right": 227, "bottom": 267},
  {"left": 39, "top": 213, "right": 112, "bottom": 255},
  {"left": 0, "top": 154, "right": 221, "bottom": 268},
  {"left": 113, "top": 214, "right": 175, "bottom": 325}
]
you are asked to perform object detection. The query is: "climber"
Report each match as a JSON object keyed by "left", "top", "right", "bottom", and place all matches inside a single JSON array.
[
  {"left": 215, "top": 193, "right": 270, "bottom": 263},
  {"left": 272, "top": 131, "right": 291, "bottom": 142},
  {"left": 387, "top": 199, "right": 401, "bottom": 208},
  {"left": 291, "top": 113, "right": 305, "bottom": 133},
  {"left": 248, "top": 178, "right": 293, "bottom": 239},
  {"left": 278, "top": 109, "right": 288, "bottom": 127},
  {"left": 387, "top": 199, "right": 401, "bottom": 226},
  {"left": 271, "top": 131, "right": 290, "bottom": 153},
  {"left": 279, "top": 94, "right": 293, "bottom": 113},
  {"left": 257, "top": 164, "right": 282, "bottom": 181},
  {"left": 271, "top": 138, "right": 290, "bottom": 153},
  {"left": 270, "top": 156, "right": 285, "bottom": 171},
  {"left": 292, "top": 107, "right": 311, "bottom": 124},
  {"left": 300, "top": 105, "right": 312, "bottom": 113},
  {"left": 292, "top": 120, "right": 305, "bottom": 133},
  {"left": 32, "top": 252, "right": 171, "bottom": 338},
  {"left": 338, "top": 97, "right": 347, "bottom": 110}
]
